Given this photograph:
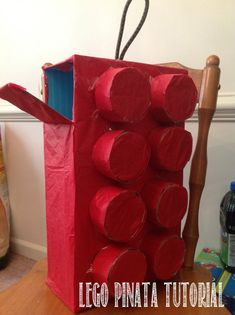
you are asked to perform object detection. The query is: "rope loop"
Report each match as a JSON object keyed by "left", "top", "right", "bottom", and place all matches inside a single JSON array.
[{"left": 115, "top": 0, "right": 150, "bottom": 60}]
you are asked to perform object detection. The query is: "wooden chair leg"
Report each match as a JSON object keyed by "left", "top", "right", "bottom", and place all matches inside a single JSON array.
[{"left": 183, "top": 55, "right": 220, "bottom": 269}]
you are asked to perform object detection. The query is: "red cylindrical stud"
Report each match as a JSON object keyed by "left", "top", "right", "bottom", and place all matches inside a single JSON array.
[
  {"left": 150, "top": 74, "right": 197, "bottom": 123},
  {"left": 143, "top": 234, "right": 185, "bottom": 280},
  {"left": 92, "top": 246, "right": 147, "bottom": 295},
  {"left": 149, "top": 127, "right": 193, "bottom": 172},
  {"left": 142, "top": 180, "right": 188, "bottom": 229},
  {"left": 92, "top": 130, "right": 150, "bottom": 182},
  {"left": 95, "top": 67, "right": 150, "bottom": 123},
  {"left": 90, "top": 186, "right": 146, "bottom": 242}
]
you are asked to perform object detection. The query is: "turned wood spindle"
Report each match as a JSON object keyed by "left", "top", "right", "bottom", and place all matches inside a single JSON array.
[
  {"left": 183, "top": 55, "right": 220, "bottom": 269},
  {"left": 41, "top": 62, "right": 52, "bottom": 102}
]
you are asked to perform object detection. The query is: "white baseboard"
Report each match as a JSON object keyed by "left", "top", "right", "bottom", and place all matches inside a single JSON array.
[{"left": 11, "top": 237, "right": 47, "bottom": 261}]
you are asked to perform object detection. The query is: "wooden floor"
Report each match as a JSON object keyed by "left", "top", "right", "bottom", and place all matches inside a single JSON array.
[
  {"left": 0, "top": 253, "right": 35, "bottom": 292},
  {"left": 0, "top": 259, "right": 230, "bottom": 315}
]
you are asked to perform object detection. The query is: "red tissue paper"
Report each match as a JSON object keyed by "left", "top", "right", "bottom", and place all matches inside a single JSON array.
[{"left": 0, "top": 54, "right": 197, "bottom": 313}]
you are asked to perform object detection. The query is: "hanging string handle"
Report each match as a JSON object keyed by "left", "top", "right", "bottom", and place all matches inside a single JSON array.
[{"left": 115, "top": 0, "right": 150, "bottom": 60}]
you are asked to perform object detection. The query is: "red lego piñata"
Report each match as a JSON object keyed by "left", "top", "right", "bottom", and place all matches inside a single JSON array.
[{"left": 0, "top": 54, "right": 197, "bottom": 312}]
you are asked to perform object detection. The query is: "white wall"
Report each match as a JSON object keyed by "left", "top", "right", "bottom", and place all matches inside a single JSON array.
[
  {"left": 0, "top": 0, "right": 234, "bottom": 95},
  {"left": 185, "top": 121, "right": 235, "bottom": 254},
  {"left": 2, "top": 122, "right": 46, "bottom": 260},
  {"left": 0, "top": 0, "right": 235, "bottom": 259}
]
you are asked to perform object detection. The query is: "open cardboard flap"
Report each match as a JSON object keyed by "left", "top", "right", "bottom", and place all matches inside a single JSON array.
[{"left": 0, "top": 83, "right": 71, "bottom": 124}]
